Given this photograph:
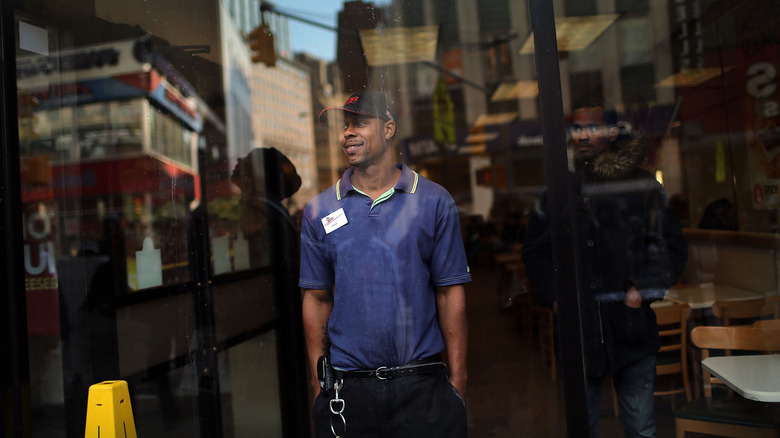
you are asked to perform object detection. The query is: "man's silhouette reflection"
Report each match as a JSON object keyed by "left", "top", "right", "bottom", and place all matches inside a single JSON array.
[
  {"left": 231, "top": 147, "right": 302, "bottom": 268},
  {"left": 230, "top": 147, "right": 310, "bottom": 434}
]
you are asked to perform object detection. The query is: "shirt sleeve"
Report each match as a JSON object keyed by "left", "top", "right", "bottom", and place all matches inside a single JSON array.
[
  {"left": 430, "top": 198, "right": 471, "bottom": 286},
  {"left": 298, "top": 206, "right": 334, "bottom": 289}
]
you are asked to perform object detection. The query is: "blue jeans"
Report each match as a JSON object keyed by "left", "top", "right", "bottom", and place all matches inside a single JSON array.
[{"left": 586, "top": 354, "right": 657, "bottom": 438}]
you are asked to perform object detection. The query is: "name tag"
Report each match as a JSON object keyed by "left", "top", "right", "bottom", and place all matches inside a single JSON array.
[{"left": 322, "top": 208, "right": 348, "bottom": 234}]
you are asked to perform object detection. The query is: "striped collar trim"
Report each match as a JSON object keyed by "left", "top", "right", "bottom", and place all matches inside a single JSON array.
[{"left": 336, "top": 164, "right": 419, "bottom": 201}]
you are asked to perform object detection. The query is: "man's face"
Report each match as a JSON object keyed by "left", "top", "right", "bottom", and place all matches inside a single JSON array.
[
  {"left": 341, "top": 112, "right": 395, "bottom": 168},
  {"left": 570, "top": 106, "right": 612, "bottom": 161}
]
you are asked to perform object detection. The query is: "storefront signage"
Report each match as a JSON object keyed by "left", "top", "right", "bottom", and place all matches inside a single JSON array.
[
  {"left": 17, "top": 47, "right": 120, "bottom": 80},
  {"left": 23, "top": 202, "right": 60, "bottom": 336},
  {"left": 670, "top": 0, "right": 704, "bottom": 71},
  {"left": 16, "top": 40, "right": 145, "bottom": 89},
  {"left": 405, "top": 138, "right": 440, "bottom": 161},
  {"left": 17, "top": 39, "right": 202, "bottom": 132},
  {"left": 150, "top": 75, "right": 202, "bottom": 132},
  {"left": 517, "top": 135, "right": 544, "bottom": 147},
  {"left": 735, "top": 0, "right": 780, "bottom": 208}
]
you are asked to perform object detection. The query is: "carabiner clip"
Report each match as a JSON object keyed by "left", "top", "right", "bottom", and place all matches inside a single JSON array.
[{"left": 329, "top": 380, "right": 346, "bottom": 437}]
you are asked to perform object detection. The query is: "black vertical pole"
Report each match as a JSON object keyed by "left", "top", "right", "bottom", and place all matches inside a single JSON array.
[
  {"left": 0, "top": 3, "right": 32, "bottom": 437},
  {"left": 191, "top": 144, "right": 223, "bottom": 438},
  {"left": 529, "top": 0, "right": 589, "bottom": 436}
]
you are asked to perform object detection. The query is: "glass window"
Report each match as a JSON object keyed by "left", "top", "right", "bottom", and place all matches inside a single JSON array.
[{"left": 5, "top": 0, "right": 780, "bottom": 437}]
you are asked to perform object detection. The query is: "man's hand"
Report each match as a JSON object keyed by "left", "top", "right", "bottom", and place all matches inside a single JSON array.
[
  {"left": 624, "top": 286, "right": 642, "bottom": 308},
  {"left": 449, "top": 375, "right": 467, "bottom": 399}
]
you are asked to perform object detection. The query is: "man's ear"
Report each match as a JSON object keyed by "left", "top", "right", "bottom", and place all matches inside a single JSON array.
[{"left": 384, "top": 120, "right": 396, "bottom": 140}]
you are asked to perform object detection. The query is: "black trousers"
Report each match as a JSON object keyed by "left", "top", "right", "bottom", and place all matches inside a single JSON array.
[{"left": 312, "top": 369, "right": 467, "bottom": 438}]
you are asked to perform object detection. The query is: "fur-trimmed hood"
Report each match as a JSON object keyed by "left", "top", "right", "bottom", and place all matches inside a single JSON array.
[{"left": 582, "top": 136, "right": 648, "bottom": 180}]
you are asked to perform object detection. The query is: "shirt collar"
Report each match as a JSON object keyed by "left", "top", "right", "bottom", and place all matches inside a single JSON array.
[{"left": 336, "top": 163, "right": 419, "bottom": 201}]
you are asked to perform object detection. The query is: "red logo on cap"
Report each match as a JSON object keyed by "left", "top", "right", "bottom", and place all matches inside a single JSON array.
[{"left": 345, "top": 96, "right": 359, "bottom": 105}]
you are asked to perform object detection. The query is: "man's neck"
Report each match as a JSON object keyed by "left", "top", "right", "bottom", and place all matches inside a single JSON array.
[{"left": 350, "top": 163, "right": 401, "bottom": 199}]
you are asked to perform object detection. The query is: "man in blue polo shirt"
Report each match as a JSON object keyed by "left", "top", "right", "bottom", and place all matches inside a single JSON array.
[{"left": 299, "top": 90, "right": 470, "bottom": 437}]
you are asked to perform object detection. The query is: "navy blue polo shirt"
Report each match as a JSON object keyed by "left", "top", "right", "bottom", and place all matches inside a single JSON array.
[{"left": 299, "top": 163, "right": 471, "bottom": 371}]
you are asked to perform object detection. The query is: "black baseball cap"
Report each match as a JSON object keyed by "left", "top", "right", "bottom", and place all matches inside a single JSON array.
[{"left": 318, "top": 91, "right": 395, "bottom": 125}]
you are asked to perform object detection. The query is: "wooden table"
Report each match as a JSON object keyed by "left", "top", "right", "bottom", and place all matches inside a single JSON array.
[
  {"left": 665, "top": 283, "right": 764, "bottom": 309},
  {"left": 702, "top": 354, "right": 780, "bottom": 402}
]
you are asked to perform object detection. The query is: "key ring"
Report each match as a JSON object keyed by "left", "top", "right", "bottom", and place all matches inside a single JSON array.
[
  {"left": 329, "top": 380, "right": 346, "bottom": 437},
  {"left": 330, "top": 412, "right": 346, "bottom": 437}
]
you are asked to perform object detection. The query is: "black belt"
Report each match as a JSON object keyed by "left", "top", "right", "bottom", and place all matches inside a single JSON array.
[{"left": 336, "top": 356, "right": 446, "bottom": 380}]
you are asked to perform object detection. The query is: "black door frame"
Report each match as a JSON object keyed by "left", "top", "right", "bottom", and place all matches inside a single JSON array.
[
  {"left": 1, "top": 1, "right": 32, "bottom": 437},
  {"left": 530, "top": 0, "right": 590, "bottom": 435}
]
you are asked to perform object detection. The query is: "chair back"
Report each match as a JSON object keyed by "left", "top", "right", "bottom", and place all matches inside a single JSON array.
[
  {"left": 690, "top": 326, "right": 780, "bottom": 397},
  {"left": 712, "top": 297, "right": 771, "bottom": 326},
  {"left": 655, "top": 301, "right": 692, "bottom": 326},
  {"left": 653, "top": 302, "right": 692, "bottom": 402},
  {"left": 765, "top": 295, "right": 780, "bottom": 319},
  {"left": 655, "top": 302, "right": 692, "bottom": 352},
  {"left": 753, "top": 318, "right": 780, "bottom": 330}
]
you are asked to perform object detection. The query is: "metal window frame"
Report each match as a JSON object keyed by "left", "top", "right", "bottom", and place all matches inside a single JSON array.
[
  {"left": 1, "top": 1, "right": 32, "bottom": 436},
  {"left": 530, "top": 0, "right": 590, "bottom": 435}
]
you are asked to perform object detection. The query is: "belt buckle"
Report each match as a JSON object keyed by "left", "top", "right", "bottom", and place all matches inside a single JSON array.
[{"left": 374, "top": 366, "right": 390, "bottom": 380}]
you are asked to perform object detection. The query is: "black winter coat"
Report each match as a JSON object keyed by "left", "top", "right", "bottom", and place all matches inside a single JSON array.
[{"left": 522, "top": 139, "right": 688, "bottom": 377}]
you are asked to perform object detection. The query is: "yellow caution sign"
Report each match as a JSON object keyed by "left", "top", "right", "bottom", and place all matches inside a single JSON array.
[{"left": 84, "top": 381, "right": 138, "bottom": 438}]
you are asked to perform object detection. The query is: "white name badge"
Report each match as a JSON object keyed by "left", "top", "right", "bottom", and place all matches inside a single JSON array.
[{"left": 322, "top": 208, "right": 348, "bottom": 234}]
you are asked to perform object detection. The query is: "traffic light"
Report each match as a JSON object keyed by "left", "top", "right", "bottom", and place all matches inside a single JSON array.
[{"left": 248, "top": 23, "right": 276, "bottom": 66}]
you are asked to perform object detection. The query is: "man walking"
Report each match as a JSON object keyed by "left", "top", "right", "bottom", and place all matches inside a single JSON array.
[
  {"left": 299, "top": 90, "right": 470, "bottom": 437},
  {"left": 522, "top": 99, "right": 688, "bottom": 437}
]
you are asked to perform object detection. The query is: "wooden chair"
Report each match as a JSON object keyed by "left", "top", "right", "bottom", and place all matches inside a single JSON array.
[
  {"left": 710, "top": 297, "right": 773, "bottom": 377},
  {"left": 712, "top": 297, "right": 771, "bottom": 327},
  {"left": 654, "top": 302, "right": 692, "bottom": 407},
  {"left": 611, "top": 301, "right": 692, "bottom": 418},
  {"left": 754, "top": 318, "right": 780, "bottom": 330},
  {"left": 673, "top": 326, "right": 780, "bottom": 437},
  {"left": 709, "top": 297, "right": 775, "bottom": 394}
]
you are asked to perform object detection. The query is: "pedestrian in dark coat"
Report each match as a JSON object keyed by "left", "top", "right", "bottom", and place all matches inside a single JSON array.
[{"left": 522, "top": 101, "right": 688, "bottom": 438}]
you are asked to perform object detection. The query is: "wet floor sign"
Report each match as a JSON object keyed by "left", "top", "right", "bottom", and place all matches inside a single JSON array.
[{"left": 84, "top": 381, "right": 137, "bottom": 438}]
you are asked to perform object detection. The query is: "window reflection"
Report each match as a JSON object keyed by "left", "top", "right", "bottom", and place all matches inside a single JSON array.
[
  {"left": 8, "top": 0, "right": 780, "bottom": 437},
  {"left": 223, "top": 147, "right": 301, "bottom": 272}
]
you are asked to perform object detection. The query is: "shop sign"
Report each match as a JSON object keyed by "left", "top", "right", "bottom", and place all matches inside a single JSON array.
[
  {"left": 734, "top": 0, "right": 780, "bottom": 208},
  {"left": 23, "top": 202, "right": 60, "bottom": 337},
  {"left": 669, "top": 0, "right": 704, "bottom": 71},
  {"left": 17, "top": 39, "right": 202, "bottom": 132},
  {"left": 149, "top": 73, "right": 203, "bottom": 132},
  {"left": 404, "top": 138, "right": 440, "bottom": 162},
  {"left": 516, "top": 135, "right": 544, "bottom": 147},
  {"left": 16, "top": 40, "right": 145, "bottom": 89}
]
